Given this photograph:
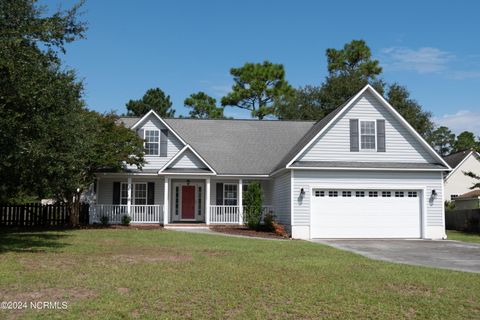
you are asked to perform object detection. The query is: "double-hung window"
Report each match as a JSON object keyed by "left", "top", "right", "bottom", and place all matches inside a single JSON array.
[
  {"left": 144, "top": 130, "right": 160, "bottom": 155},
  {"left": 224, "top": 184, "right": 238, "bottom": 206},
  {"left": 134, "top": 183, "right": 147, "bottom": 205},
  {"left": 360, "top": 121, "right": 376, "bottom": 150}
]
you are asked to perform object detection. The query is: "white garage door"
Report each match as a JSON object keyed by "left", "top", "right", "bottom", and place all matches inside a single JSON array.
[{"left": 310, "top": 189, "right": 422, "bottom": 238}]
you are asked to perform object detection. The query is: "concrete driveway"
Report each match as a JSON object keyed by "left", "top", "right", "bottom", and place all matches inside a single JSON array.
[{"left": 312, "top": 239, "right": 480, "bottom": 273}]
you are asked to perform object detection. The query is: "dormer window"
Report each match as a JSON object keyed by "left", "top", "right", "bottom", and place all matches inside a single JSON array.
[
  {"left": 145, "top": 130, "right": 160, "bottom": 155},
  {"left": 360, "top": 121, "right": 376, "bottom": 150}
]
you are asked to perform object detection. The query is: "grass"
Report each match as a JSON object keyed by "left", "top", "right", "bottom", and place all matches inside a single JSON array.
[
  {"left": 0, "top": 229, "right": 479, "bottom": 319},
  {"left": 447, "top": 230, "right": 480, "bottom": 243}
]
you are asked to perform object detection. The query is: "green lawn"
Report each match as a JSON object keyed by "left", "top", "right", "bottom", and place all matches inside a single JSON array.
[
  {"left": 447, "top": 230, "right": 480, "bottom": 243},
  {"left": 0, "top": 229, "right": 479, "bottom": 319}
]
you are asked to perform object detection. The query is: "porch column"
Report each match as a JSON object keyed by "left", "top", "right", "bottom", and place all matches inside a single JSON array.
[
  {"left": 127, "top": 177, "right": 132, "bottom": 215},
  {"left": 238, "top": 179, "right": 243, "bottom": 225},
  {"left": 205, "top": 177, "right": 211, "bottom": 225},
  {"left": 163, "top": 177, "right": 169, "bottom": 225}
]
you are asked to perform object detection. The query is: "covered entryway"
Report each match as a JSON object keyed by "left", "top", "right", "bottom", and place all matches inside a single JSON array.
[
  {"left": 170, "top": 180, "right": 205, "bottom": 222},
  {"left": 310, "top": 189, "right": 422, "bottom": 238}
]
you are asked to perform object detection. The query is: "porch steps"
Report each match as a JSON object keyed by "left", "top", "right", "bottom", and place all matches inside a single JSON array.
[{"left": 164, "top": 223, "right": 209, "bottom": 229}]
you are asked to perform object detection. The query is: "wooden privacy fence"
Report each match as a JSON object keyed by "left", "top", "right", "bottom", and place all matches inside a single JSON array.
[{"left": 0, "top": 203, "right": 90, "bottom": 227}]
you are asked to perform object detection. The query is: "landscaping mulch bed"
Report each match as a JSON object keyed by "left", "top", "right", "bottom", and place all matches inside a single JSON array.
[{"left": 210, "top": 225, "right": 288, "bottom": 239}]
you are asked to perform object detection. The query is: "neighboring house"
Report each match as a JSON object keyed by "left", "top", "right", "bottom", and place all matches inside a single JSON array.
[
  {"left": 443, "top": 150, "right": 480, "bottom": 201},
  {"left": 454, "top": 190, "right": 480, "bottom": 210},
  {"left": 92, "top": 85, "right": 451, "bottom": 239}
]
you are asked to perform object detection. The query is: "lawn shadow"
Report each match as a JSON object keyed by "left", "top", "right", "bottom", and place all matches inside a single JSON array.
[{"left": 0, "top": 228, "right": 71, "bottom": 254}]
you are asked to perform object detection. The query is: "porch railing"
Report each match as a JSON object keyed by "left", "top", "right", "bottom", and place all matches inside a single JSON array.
[
  {"left": 90, "top": 205, "right": 163, "bottom": 224},
  {"left": 209, "top": 205, "right": 274, "bottom": 224},
  {"left": 209, "top": 205, "right": 240, "bottom": 224}
]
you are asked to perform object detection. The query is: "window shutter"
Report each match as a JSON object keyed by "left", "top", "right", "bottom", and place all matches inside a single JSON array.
[
  {"left": 112, "top": 182, "right": 120, "bottom": 204},
  {"left": 216, "top": 183, "right": 223, "bottom": 205},
  {"left": 147, "top": 182, "right": 155, "bottom": 204},
  {"left": 350, "top": 119, "right": 359, "bottom": 152},
  {"left": 160, "top": 129, "right": 168, "bottom": 157},
  {"left": 377, "top": 119, "right": 386, "bottom": 152},
  {"left": 137, "top": 129, "right": 144, "bottom": 140}
]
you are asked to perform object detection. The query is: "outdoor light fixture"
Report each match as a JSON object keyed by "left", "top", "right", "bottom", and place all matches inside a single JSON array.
[
  {"left": 300, "top": 188, "right": 305, "bottom": 196},
  {"left": 431, "top": 189, "right": 437, "bottom": 198},
  {"left": 187, "top": 179, "right": 190, "bottom": 186}
]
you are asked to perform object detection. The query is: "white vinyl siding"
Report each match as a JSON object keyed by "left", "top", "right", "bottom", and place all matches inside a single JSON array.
[
  {"left": 168, "top": 149, "right": 208, "bottom": 169},
  {"left": 272, "top": 171, "right": 291, "bottom": 225},
  {"left": 97, "top": 177, "right": 164, "bottom": 205},
  {"left": 298, "top": 91, "right": 436, "bottom": 163},
  {"left": 126, "top": 115, "right": 184, "bottom": 170},
  {"left": 292, "top": 170, "right": 443, "bottom": 227}
]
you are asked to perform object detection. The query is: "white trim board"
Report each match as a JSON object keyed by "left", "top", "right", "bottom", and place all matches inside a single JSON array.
[
  {"left": 285, "top": 84, "right": 452, "bottom": 171},
  {"left": 158, "top": 144, "right": 217, "bottom": 174}
]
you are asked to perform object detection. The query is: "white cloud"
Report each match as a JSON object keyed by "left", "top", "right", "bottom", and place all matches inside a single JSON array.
[
  {"left": 433, "top": 110, "right": 480, "bottom": 136},
  {"left": 449, "top": 70, "right": 480, "bottom": 80},
  {"left": 382, "top": 47, "right": 455, "bottom": 74}
]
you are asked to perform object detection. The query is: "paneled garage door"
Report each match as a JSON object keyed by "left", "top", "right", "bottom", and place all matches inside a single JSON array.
[{"left": 310, "top": 189, "right": 422, "bottom": 238}]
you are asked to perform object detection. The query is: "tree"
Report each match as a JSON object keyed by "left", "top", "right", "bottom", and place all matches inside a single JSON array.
[
  {"left": 430, "top": 126, "right": 456, "bottom": 156},
  {"left": 221, "top": 61, "right": 294, "bottom": 120},
  {"left": 0, "top": 1, "right": 145, "bottom": 226},
  {"left": 184, "top": 92, "right": 224, "bottom": 119},
  {"left": 275, "top": 86, "right": 325, "bottom": 120},
  {"left": 44, "top": 110, "right": 144, "bottom": 225},
  {"left": 126, "top": 88, "right": 175, "bottom": 117},
  {"left": 453, "top": 131, "right": 479, "bottom": 152},
  {"left": 0, "top": 0, "right": 87, "bottom": 202},
  {"left": 386, "top": 84, "right": 435, "bottom": 140},
  {"left": 464, "top": 171, "right": 480, "bottom": 190},
  {"left": 318, "top": 39, "right": 384, "bottom": 112}
]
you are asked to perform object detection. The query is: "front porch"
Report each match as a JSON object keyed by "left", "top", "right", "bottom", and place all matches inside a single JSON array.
[{"left": 91, "top": 175, "right": 274, "bottom": 225}]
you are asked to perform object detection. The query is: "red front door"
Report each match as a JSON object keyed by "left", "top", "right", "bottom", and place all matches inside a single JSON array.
[{"left": 181, "top": 186, "right": 195, "bottom": 219}]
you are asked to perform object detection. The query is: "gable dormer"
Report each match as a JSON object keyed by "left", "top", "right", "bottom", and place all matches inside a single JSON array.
[{"left": 129, "top": 111, "right": 185, "bottom": 170}]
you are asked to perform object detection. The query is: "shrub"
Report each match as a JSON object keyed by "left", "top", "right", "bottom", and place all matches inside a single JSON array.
[
  {"left": 121, "top": 214, "right": 131, "bottom": 226},
  {"left": 263, "top": 212, "right": 275, "bottom": 232},
  {"left": 243, "top": 181, "right": 263, "bottom": 229},
  {"left": 100, "top": 215, "right": 109, "bottom": 226},
  {"left": 445, "top": 200, "right": 455, "bottom": 210}
]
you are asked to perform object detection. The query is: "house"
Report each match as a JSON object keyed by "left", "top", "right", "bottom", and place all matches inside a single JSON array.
[
  {"left": 453, "top": 189, "right": 480, "bottom": 210},
  {"left": 443, "top": 149, "right": 480, "bottom": 201},
  {"left": 92, "top": 85, "right": 451, "bottom": 239}
]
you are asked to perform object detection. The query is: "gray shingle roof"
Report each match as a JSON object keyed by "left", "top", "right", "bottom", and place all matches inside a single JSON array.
[
  {"left": 290, "top": 161, "right": 447, "bottom": 170},
  {"left": 163, "top": 119, "right": 315, "bottom": 175},
  {"left": 443, "top": 150, "right": 474, "bottom": 168}
]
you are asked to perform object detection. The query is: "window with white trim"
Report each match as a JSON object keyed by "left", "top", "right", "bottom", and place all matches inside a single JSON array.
[
  {"left": 382, "top": 191, "right": 391, "bottom": 197},
  {"left": 360, "top": 121, "right": 376, "bottom": 150},
  {"left": 134, "top": 183, "right": 147, "bottom": 205},
  {"left": 144, "top": 130, "right": 160, "bottom": 155},
  {"left": 355, "top": 191, "right": 365, "bottom": 197},
  {"left": 395, "top": 191, "right": 404, "bottom": 198},
  {"left": 224, "top": 184, "right": 238, "bottom": 206},
  {"left": 120, "top": 183, "right": 128, "bottom": 205},
  {"left": 328, "top": 191, "right": 338, "bottom": 197},
  {"left": 450, "top": 194, "right": 458, "bottom": 200},
  {"left": 368, "top": 191, "right": 378, "bottom": 197}
]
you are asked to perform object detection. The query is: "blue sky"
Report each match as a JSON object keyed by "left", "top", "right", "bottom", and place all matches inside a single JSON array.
[{"left": 44, "top": 0, "right": 480, "bottom": 135}]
